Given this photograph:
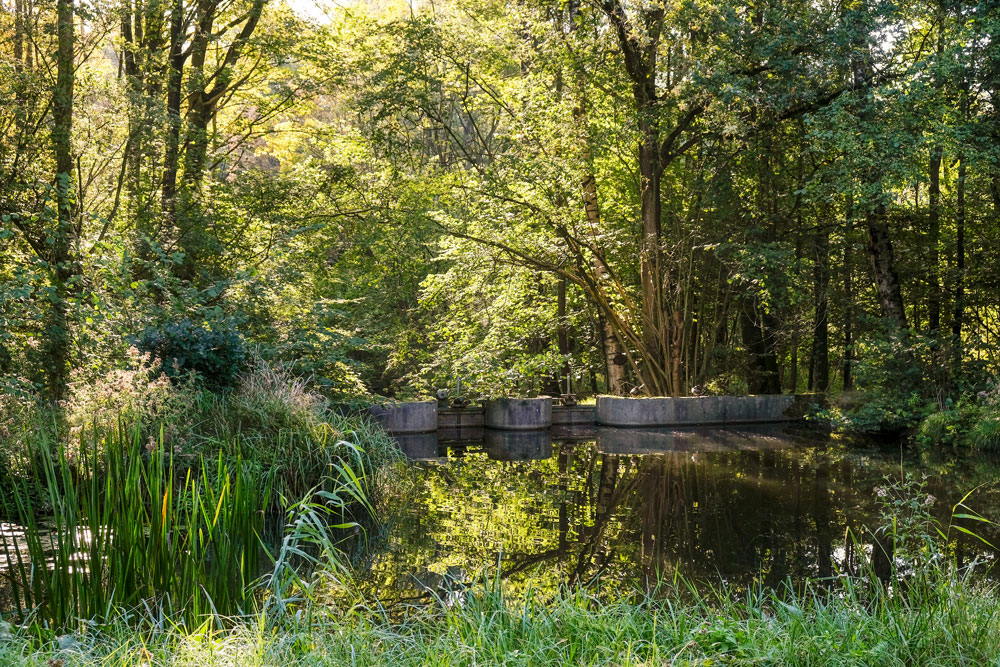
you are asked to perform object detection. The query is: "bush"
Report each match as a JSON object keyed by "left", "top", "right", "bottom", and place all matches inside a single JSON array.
[
  {"left": 199, "top": 359, "right": 399, "bottom": 498},
  {"left": 64, "top": 346, "right": 201, "bottom": 449},
  {"left": 916, "top": 380, "right": 1000, "bottom": 450},
  {"left": 131, "top": 318, "right": 247, "bottom": 390},
  {"left": 208, "top": 359, "right": 327, "bottom": 441},
  {"left": 817, "top": 327, "right": 941, "bottom": 434},
  {"left": 917, "top": 409, "right": 964, "bottom": 445}
]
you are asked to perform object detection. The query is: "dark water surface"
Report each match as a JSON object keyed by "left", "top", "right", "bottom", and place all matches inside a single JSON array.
[{"left": 359, "top": 424, "right": 1000, "bottom": 603}]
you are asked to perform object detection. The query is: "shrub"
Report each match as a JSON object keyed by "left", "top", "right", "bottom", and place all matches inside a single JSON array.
[
  {"left": 63, "top": 347, "right": 201, "bottom": 449},
  {"left": 199, "top": 360, "right": 399, "bottom": 498},
  {"left": 131, "top": 318, "right": 247, "bottom": 390},
  {"left": 915, "top": 379, "right": 1000, "bottom": 449},
  {"left": 817, "top": 327, "right": 948, "bottom": 434},
  {"left": 917, "top": 410, "right": 961, "bottom": 445}
]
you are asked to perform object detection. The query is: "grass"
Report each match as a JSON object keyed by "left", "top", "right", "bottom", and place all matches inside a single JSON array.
[
  {"left": 968, "top": 417, "right": 1000, "bottom": 451},
  {"left": 917, "top": 402, "right": 1000, "bottom": 452},
  {"left": 0, "top": 426, "right": 276, "bottom": 627},
  {"left": 2, "top": 569, "right": 1000, "bottom": 666},
  {"left": 0, "top": 421, "right": 382, "bottom": 631},
  {"left": 2, "top": 469, "right": 999, "bottom": 665}
]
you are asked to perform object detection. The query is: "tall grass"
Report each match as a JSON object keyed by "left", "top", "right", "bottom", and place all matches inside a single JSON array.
[
  {"left": 0, "top": 427, "right": 273, "bottom": 628},
  {"left": 195, "top": 361, "right": 400, "bottom": 500},
  {"left": 0, "top": 424, "right": 384, "bottom": 632}
]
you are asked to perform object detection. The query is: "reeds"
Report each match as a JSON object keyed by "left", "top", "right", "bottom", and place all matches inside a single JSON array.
[{"left": 1, "top": 426, "right": 273, "bottom": 628}]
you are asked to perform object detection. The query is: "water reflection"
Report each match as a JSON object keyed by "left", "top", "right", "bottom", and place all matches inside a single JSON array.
[{"left": 364, "top": 425, "right": 1000, "bottom": 603}]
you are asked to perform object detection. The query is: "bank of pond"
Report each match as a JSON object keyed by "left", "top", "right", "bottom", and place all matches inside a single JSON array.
[{"left": 3, "top": 418, "right": 1000, "bottom": 664}]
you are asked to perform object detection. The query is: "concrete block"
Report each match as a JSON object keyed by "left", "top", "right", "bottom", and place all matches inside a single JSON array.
[
  {"left": 483, "top": 397, "right": 552, "bottom": 430},
  {"left": 552, "top": 405, "right": 596, "bottom": 425},
  {"left": 595, "top": 394, "right": 802, "bottom": 427},
  {"left": 438, "top": 407, "right": 485, "bottom": 429},
  {"left": 369, "top": 400, "right": 438, "bottom": 433}
]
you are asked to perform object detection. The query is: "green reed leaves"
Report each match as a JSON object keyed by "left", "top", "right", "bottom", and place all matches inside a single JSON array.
[{"left": 0, "top": 426, "right": 274, "bottom": 629}]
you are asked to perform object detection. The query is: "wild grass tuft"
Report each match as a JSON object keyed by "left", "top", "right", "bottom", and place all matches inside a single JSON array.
[
  {"left": 967, "top": 416, "right": 1000, "bottom": 451},
  {"left": 917, "top": 409, "right": 960, "bottom": 444}
]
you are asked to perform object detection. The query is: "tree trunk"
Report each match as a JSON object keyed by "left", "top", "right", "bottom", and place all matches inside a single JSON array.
[
  {"left": 602, "top": 0, "right": 674, "bottom": 395},
  {"left": 574, "top": 66, "right": 626, "bottom": 395},
  {"left": 47, "top": 0, "right": 75, "bottom": 400},
  {"left": 14, "top": 0, "right": 24, "bottom": 68},
  {"left": 927, "top": 5, "right": 945, "bottom": 333},
  {"left": 928, "top": 145, "right": 942, "bottom": 332},
  {"left": 160, "top": 0, "right": 185, "bottom": 220},
  {"left": 638, "top": 112, "right": 668, "bottom": 394},
  {"left": 953, "top": 152, "right": 965, "bottom": 353},
  {"left": 810, "top": 226, "right": 830, "bottom": 392},
  {"left": 851, "top": 16, "right": 908, "bottom": 329},
  {"left": 843, "top": 198, "right": 855, "bottom": 390},
  {"left": 556, "top": 276, "right": 571, "bottom": 395},
  {"left": 741, "top": 298, "right": 781, "bottom": 394},
  {"left": 865, "top": 202, "right": 907, "bottom": 328}
]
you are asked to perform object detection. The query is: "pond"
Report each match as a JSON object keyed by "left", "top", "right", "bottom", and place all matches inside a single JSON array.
[{"left": 357, "top": 424, "right": 1000, "bottom": 604}]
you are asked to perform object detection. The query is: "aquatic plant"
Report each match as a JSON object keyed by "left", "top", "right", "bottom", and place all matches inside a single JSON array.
[
  {"left": 4, "top": 560, "right": 1000, "bottom": 666},
  {"left": 0, "top": 427, "right": 273, "bottom": 628}
]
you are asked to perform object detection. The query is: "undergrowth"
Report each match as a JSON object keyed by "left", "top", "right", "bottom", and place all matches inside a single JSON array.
[{"left": 917, "top": 381, "right": 1000, "bottom": 451}]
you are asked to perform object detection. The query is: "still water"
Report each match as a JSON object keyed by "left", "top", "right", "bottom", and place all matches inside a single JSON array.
[{"left": 360, "top": 424, "right": 1000, "bottom": 602}]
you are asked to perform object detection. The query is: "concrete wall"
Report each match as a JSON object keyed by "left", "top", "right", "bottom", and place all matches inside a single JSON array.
[
  {"left": 369, "top": 400, "right": 438, "bottom": 433},
  {"left": 483, "top": 397, "right": 552, "bottom": 430},
  {"left": 596, "top": 394, "right": 814, "bottom": 427},
  {"left": 551, "top": 405, "right": 596, "bottom": 426},
  {"left": 439, "top": 407, "right": 485, "bottom": 429}
]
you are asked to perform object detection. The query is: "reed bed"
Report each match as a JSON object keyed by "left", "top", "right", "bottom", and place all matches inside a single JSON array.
[{"left": 0, "top": 422, "right": 379, "bottom": 631}]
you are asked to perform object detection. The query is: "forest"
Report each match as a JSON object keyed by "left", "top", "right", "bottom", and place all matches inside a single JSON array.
[
  {"left": 2, "top": 0, "right": 998, "bottom": 413},
  {"left": 3, "top": 0, "right": 1000, "bottom": 664}
]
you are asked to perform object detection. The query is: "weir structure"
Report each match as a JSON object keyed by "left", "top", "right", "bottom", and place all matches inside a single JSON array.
[{"left": 371, "top": 394, "right": 822, "bottom": 434}]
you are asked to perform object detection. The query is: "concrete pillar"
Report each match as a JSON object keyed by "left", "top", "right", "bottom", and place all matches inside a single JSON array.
[
  {"left": 483, "top": 397, "right": 552, "bottom": 430},
  {"left": 369, "top": 400, "right": 438, "bottom": 433}
]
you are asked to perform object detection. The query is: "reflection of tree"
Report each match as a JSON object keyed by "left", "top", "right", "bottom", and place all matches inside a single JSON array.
[{"left": 356, "top": 436, "right": 1000, "bottom": 606}]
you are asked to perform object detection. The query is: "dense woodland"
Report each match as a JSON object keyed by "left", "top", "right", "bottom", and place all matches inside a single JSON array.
[{"left": 2, "top": 0, "right": 999, "bottom": 430}]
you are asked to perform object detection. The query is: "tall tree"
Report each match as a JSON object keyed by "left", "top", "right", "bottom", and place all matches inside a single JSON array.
[{"left": 46, "top": 0, "right": 77, "bottom": 399}]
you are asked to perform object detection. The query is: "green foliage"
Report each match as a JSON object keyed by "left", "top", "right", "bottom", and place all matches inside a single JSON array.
[
  {"left": 131, "top": 319, "right": 248, "bottom": 391},
  {"left": 967, "top": 418, "right": 1000, "bottom": 452},
  {"left": 0, "top": 428, "right": 273, "bottom": 628},
  {"left": 62, "top": 347, "right": 203, "bottom": 448},
  {"left": 918, "top": 409, "right": 963, "bottom": 445},
  {"left": 817, "top": 328, "right": 945, "bottom": 433},
  {"left": 200, "top": 360, "right": 398, "bottom": 498},
  {"left": 0, "top": 408, "right": 390, "bottom": 630},
  {"left": 916, "top": 381, "right": 1000, "bottom": 450}
]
